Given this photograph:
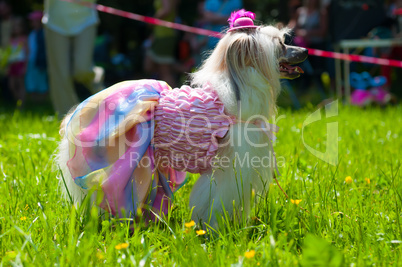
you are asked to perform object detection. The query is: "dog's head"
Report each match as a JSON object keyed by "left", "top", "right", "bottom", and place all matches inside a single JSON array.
[
  {"left": 192, "top": 16, "right": 308, "bottom": 84},
  {"left": 248, "top": 25, "right": 308, "bottom": 81},
  {"left": 191, "top": 10, "right": 308, "bottom": 116}
]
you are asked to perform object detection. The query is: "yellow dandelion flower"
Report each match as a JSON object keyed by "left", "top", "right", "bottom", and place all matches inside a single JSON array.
[
  {"left": 290, "top": 199, "right": 302, "bottom": 205},
  {"left": 115, "top": 243, "right": 129, "bottom": 250},
  {"left": 6, "top": 251, "right": 17, "bottom": 258},
  {"left": 365, "top": 178, "right": 371, "bottom": 184},
  {"left": 244, "top": 250, "right": 256, "bottom": 259},
  {"left": 20, "top": 216, "right": 27, "bottom": 221},
  {"left": 185, "top": 220, "right": 195, "bottom": 228},
  {"left": 136, "top": 207, "right": 142, "bottom": 215},
  {"left": 345, "top": 176, "right": 353, "bottom": 184},
  {"left": 96, "top": 252, "right": 105, "bottom": 260},
  {"left": 196, "top": 230, "right": 206, "bottom": 235}
]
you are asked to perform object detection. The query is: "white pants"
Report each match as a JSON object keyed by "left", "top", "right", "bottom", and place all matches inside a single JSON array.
[{"left": 45, "top": 25, "right": 96, "bottom": 116}]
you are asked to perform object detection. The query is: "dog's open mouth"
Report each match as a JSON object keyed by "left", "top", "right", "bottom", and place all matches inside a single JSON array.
[
  {"left": 279, "top": 62, "right": 304, "bottom": 74},
  {"left": 279, "top": 62, "right": 304, "bottom": 79},
  {"left": 279, "top": 62, "right": 305, "bottom": 79}
]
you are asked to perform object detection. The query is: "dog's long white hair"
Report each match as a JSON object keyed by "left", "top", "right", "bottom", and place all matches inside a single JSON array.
[
  {"left": 189, "top": 25, "right": 289, "bottom": 227},
  {"left": 55, "top": 24, "right": 292, "bottom": 228}
]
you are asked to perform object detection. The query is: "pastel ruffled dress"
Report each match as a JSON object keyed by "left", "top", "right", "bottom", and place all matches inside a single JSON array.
[{"left": 64, "top": 80, "right": 232, "bottom": 219}]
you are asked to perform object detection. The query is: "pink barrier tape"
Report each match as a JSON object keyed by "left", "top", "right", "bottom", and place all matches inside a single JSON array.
[
  {"left": 96, "top": 4, "right": 223, "bottom": 38},
  {"left": 65, "top": 0, "right": 402, "bottom": 68},
  {"left": 308, "top": 48, "right": 402, "bottom": 68},
  {"left": 394, "top": 8, "right": 402, "bottom": 15}
]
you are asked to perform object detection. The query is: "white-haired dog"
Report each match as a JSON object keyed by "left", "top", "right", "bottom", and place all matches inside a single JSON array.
[{"left": 56, "top": 10, "right": 307, "bottom": 228}]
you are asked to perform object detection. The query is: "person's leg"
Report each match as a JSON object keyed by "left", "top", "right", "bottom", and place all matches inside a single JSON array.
[
  {"left": 72, "top": 25, "right": 96, "bottom": 94},
  {"left": 45, "top": 28, "right": 78, "bottom": 116},
  {"left": 8, "top": 76, "right": 17, "bottom": 100},
  {"left": 8, "top": 75, "right": 25, "bottom": 107},
  {"left": 144, "top": 51, "right": 156, "bottom": 75},
  {"left": 148, "top": 36, "right": 177, "bottom": 86},
  {"left": 158, "top": 63, "right": 176, "bottom": 88},
  {"left": 16, "top": 75, "right": 26, "bottom": 104}
]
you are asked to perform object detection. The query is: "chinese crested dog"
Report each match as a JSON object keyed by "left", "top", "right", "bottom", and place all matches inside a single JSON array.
[{"left": 56, "top": 10, "right": 307, "bottom": 228}]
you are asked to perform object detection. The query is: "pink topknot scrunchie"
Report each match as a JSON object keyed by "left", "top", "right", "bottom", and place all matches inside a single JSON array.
[{"left": 228, "top": 9, "right": 258, "bottom": 32}]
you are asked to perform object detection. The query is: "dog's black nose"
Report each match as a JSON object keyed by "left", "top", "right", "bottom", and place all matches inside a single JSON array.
[{"left": 301, "top": 48, "right": 309, "bottom": 61}]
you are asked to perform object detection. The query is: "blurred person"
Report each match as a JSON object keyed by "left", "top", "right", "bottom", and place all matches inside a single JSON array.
[
  {"left": 144, "top": 0, "right": 178, "bottom": 87},
  {"left": 371, "top": 0, "right": 402, "bottom": 98},
  {"left": 0, "top": 0, "right": 13, "bottom": 101},
  {"left": 43, "top": 0, "right": 99, "bottom": 116},
  {"left": 25, "top": 11, "right": 48, "bottom": 102},
  {"left": 386, "top": 0, "right": 402, "bottom": 37},
  {"left": 287, "top": 0, "right": 302, "bottom": 30},
  {"left": 0, "top": 0, "right": 12, "bottom": 48},
  {"left": 388, "top": 0, "right": 402, "bottom": 99},
  {"left": 394, "top": 0, "right": 402, "bottom": 36},
  {"left": 182, "top": 1, "right": 210, "bottom": 67},
  {"left": 7, "top": 16, "right": 27, "bottom": 106},
  {"left": 293, "top": 0, "right": 328, "bottom": 97},
  {"left": 200, "top": 0, "right": 242, "bottom": 51},
  {"left": 294, "top": 0, "right": 328, "bottom": 56}
]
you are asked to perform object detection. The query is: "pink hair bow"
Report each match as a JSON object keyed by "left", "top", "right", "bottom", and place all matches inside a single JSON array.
[{"left": 227, "top": 9, "right": 258, "bottom": 32}]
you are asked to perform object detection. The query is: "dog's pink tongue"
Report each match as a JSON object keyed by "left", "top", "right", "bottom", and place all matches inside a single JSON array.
[{"left": 282, "top": 63, "right": 304, "bottom": 74}]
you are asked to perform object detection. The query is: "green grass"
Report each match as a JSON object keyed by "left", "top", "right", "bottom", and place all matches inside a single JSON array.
[{"left": 0, "top": 104, "right": 401, "bottom": 266}]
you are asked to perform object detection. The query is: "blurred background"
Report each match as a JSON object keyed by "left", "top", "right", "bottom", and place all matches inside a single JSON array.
[{"left": 1, "top": 0, "right": 401, "bottom": 113}]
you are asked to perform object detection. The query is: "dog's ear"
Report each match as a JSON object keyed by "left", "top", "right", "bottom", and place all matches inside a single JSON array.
[
  {"left": 227, "top": 28, "right": 284, "bottom": 116},
  {"left": 225, "top": 35, "right": 257, "bottom": 69},
  {"left": 226, "top": 37, "right": 246, "bottom": 101},
  {"left": 225, "top": 35, "right": 261, "bottom": 101}
]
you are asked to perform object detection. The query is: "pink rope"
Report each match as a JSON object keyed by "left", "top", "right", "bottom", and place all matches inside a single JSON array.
[{"left": 63, "top": 0, "right": 402, "bottom": 68}]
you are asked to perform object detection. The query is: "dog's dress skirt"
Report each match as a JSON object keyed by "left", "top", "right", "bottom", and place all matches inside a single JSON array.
[{"left": 64, "top": 80, "right": 231, "bottom": 219}]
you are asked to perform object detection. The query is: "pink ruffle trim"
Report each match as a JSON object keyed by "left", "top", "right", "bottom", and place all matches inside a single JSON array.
[{"left": 154, "top": 85, "right": 233, "bottom": 173}]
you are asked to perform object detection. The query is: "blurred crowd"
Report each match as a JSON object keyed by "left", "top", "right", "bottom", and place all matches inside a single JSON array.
[
  {"left": 0, "top": 1, "right": 48, "bottom": 108},
  {"left": 0, "top": 0, "right": 401, "bottom": 115}
]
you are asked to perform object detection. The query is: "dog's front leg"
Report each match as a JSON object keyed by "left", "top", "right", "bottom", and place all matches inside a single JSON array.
[
  {"left": 189, "top": 166, "right": 252, "bottom": 229},
  {"left": 189, "top": 124, "right": 273, "bottom": 229}
]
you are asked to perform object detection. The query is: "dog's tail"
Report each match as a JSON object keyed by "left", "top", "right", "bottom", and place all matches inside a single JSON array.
[{"left": 54, "top": 112, "right": 88, "bottom": 205}]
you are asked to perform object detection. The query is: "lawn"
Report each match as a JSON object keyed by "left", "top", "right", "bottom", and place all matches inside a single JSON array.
[{"left": 0, "top": 104, "right": 401, "bottom": 266}]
